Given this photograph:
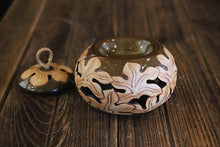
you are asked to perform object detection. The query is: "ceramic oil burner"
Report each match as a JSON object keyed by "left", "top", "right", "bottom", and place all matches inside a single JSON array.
[
  {"left": 19, "top": 48, "right": 73, "bottom": 93},
  {"left": 75, "top": 37, "right": 177, "bottom": 115}
]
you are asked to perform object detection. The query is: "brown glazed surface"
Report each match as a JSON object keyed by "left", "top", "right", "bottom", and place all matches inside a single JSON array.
[
  {"left": 75, "top": 37, "right": 177, "bottom": 114},
  {"left": 86, "top": 37, "right": 168, "bottom": 76}
]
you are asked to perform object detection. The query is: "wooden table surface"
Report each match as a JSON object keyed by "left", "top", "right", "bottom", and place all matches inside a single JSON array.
[{"left": 0, "top": 0, "right": 219, "bottom": 146}]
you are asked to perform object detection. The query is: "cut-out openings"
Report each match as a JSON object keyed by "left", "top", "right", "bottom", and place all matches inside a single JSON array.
[
  {"left": 156, "top": 95, "right": 160, "bottom": 103},
  {"left": 60, "top": 69, "right": 66, "bottom": 72},
  {"left": 147, "top": 77, "right": 166, "bottom": 89},
  {"left": 92, "top": 78, "right": 125, "bottom": 93},
  {"left": 76, "top": 63, "right": 82, "bottom": 77},
  {"left": 29, "top": 73, "right": 36, "bottom": 78},
  {"left": 40, "top": 66, "right": 54, "bottom": 71},
  {"left": 80, "top": 86, "right": 101, "bottom": 103},
  {"left": 47, "top": 75, "right": 52, "bottom": 80},
  {"left": 128, "top": 95, "right": 149, "bottom": 109}
]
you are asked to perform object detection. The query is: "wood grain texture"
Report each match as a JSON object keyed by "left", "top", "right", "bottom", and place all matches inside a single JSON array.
[
  {"left": 0, "top": 0, "right": 46, "bottom": 109},
  {"left": 49, "top": 0, "right": 117, "bottom": 146},
  {"left": 0, "top": 0, "right": 76, "bottom": 146},
  {"left": 181, "top": 0, "right": 220, "bottom": 86},
  {"left": 143, "top": 0, "right": 220, "bottom": 146},
  {"left": 114, "top": 0, "right": 172, "bottom": 146},
  {"left": 0, "top": 0, "right": 219, "bottom": 146}
]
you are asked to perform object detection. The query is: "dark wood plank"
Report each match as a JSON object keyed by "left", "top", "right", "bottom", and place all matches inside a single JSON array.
[
  {"left": 0, "top": 0, "right": 77, "bottom": 146},
  {"left": 0, "top": 0, "right": 46, "bottom": 109},
  {"left": 172, "top": 0, "right": 220, "bottom": 91},
  {"left": 166, "top": 42, "right": 220, "bottom": 146},
  {"left": 181, "top": 0, "right": 220, "bottom": 86},
  {"left": 49, "top": 0, "right": 117, "bottom": 146},
  {"left": 114, "top": 0, "right": 172, "bottom": 146},
  {"left": 172, "top": 0, "right": 220, "bottom": 107},
  {"left": 143, "top": 0, "right": 220, "bottom": 146},
  {"left": 181, "top": 0, "right": 220, "bottom": 100},
  {"left": 112, "top": 0, "right": 150, "bottom": 37},
  {"left": 0, "top": 0, "right": 219, "bottom": 146}
]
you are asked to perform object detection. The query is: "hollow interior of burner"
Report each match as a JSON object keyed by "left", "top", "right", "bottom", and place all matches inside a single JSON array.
[{"left": 95, "top": 37, "right": 156, "bottom": 59}]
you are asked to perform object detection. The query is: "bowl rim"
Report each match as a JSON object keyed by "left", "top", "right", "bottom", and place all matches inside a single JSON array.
[{"left": 90, "top": 36, "right": 163, "bottom": 60}]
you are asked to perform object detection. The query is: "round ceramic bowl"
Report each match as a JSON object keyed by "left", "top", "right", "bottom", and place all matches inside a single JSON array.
[{"left": 75, "top": 37, "right": 177, "bottom": 115}]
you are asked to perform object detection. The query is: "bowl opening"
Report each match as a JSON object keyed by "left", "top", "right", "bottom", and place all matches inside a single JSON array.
[{"left": 94, "top": 37, "right": 155, "bottom": 59}]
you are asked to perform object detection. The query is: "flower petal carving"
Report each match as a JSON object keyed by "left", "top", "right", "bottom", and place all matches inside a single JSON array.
[
  {"left": 75, "top": 46, "right": 177, "bottom": 115},
  {"left": 103, "top": 89, "right": 134, "bottom": 114},
  {"left": 30, "top": 72, "right": 48, "bottom": 86},
  {"left": 112, "top": 62, "right": 162, "bottom": 104},
  {"left": 51, "top": 70, "right": 68, "bottom": 82},
  {"left": 157, "top": 47, "right": 177, "bottom": 89},
  {"left": 21, "top": 65, "right": 38, "bottom": 79},
  {"left": 21, "top": 63, "right": 72, "bottom": 87},
  {"left": 75, "top": 57, "right": 113, "bottom": 100},
  {"left": 156, "top": 47, "right": 177, "bottom": 102}
]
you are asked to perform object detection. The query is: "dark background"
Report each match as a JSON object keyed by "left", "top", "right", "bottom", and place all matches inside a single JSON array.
[{"left": 0, "top": 0, "right": 13, "bottom": 21}]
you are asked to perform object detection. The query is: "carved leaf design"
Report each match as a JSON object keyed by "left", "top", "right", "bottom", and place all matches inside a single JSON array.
[
  {"left": 156, "top": 47, "right": 177, "bottom": 102},
  {"left": 102, "top": 89, "right": 134, "bottom": 114},
  {"left": 75, "top": 46, "right": 177, "bottom": 114},
  {"left": 112, "top": 62, "right": 162, "bottom": 104},
  {"left": 75, "top": 57, "right": 113, "bottom": 100},
  {"left": 157, "top": 47, "right": 177, "bottom": 87}
]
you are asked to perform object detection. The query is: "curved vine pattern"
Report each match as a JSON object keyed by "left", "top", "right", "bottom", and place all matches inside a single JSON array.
[{"left": 75, "top": 47, "right": 177, "bottom": 114}]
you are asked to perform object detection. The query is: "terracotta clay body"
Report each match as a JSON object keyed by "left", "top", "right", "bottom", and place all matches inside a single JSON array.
[{"left": 75, "top": 37, "right": 177, "bottom": 115}]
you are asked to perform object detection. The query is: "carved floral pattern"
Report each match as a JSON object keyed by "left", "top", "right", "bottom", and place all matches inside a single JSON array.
[
  {"left": 21, "top": 63, "right": 73, "bottom": 87},
  {"left": 75, "top": 56, "right": 113, "bottom": 100},
  {"left": 156, "top": 47, "right": 177, "bottom": 104},
  {"left": 112, "top": 63, "right": 161, "bottom": 103},
  {"left": 75, "top": 47, "right": 177, "bottom": 114}
]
